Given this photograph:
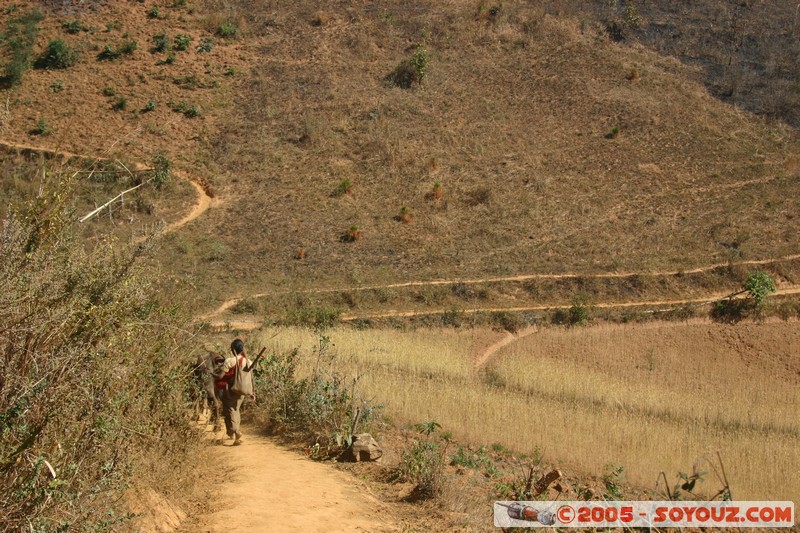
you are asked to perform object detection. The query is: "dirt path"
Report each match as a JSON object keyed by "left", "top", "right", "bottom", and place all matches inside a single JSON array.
[
  {"left": 203, "top": 284, "right": 800, "bottom": 332},
  {"left": 0, "top": 139, "right": 216, "bottom": 234},
  {"left": 201, "top": 253, "right": 800, "bottom": 322},
  {"left": 184, "top": 426, "right": 399, "bottom": 533}
]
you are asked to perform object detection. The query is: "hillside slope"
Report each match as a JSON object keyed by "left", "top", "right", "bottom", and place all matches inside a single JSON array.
[
  {"left": 1, "top": 0, "right": 797, "bottom": 312},
  {"left": 166, "top": 0, "right": 799, "bottom": 307}
]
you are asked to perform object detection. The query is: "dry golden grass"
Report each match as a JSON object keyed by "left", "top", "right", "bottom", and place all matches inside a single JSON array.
[{"left": 251, "top": 320, "right": 800, "bottom": 502}]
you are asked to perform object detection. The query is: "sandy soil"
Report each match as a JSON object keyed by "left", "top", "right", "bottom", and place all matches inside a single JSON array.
[{"left": 182, "top": 426, "right": 400, "bottom": 533}]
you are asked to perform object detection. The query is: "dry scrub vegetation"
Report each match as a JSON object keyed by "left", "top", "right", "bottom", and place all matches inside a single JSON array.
[
  {"left": 0, "top": 176, "right": 198, "bottom": 530},
  {"left": 250, "top": 322, "right": 800, "bottom": 504}
]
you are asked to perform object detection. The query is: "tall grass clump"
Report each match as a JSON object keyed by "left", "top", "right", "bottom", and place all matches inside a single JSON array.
[{"left": 0, "top": 176, "right": 198, "bottom": 530}]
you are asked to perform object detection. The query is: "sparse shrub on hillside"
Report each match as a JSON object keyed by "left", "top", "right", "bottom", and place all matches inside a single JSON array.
[
  {"left": 112, "top": 96, "right": 127, "bottom": 111},
  {"left": 284, "top": 306, "right": 341, "bottom": 329},
  {"left": 332, "top": 178, "right": 352, "bottom": 197},
  {"left": 98, "top": 44, "right": 118, "bottom": 61},
  {"left": 256, "top": 338, "right": 382, "bottom": 456},
  {"left": 35, "top": 39, "right": 78, "bottom": 69},
  {"left": 604, "top": 0, "right": 642, "bottom": 41},
  {"left": 397, "top": 206, "right": 412, "bottom": 223},
  {"left": 151, "top": 152, "right": 171, "bottom": 188},
  {"left": 743, "top": 270, "right": 776, "bottom": 306},
  {"left": 342, "top": 225, "right": 362, "bottom": 242},
  {"left": 605, "top": 125, "right": 620, "bottom": 139},
  {"left": 398, "top": 437, "right": 447, "bottom": 500},
  {"left": 217, "top": 20, "right": 238, "bottom": 38},
  {"left": 147, "top": 5, "right": 161, "bottom": 19},
  {"left": 118, "top": 40, "right": 137, "bottom": 55},
  {"left": 568, "top": 294, "right": 591, "bottom": 326},
  {"left": 152, "top": 33, "right": 171, "bottom": 53},
  {"left": 174, "top": 33, "right": 191, "bottom": 51},
  {"left": 623, "top": 1, "right": 641, "bottom": 29},
  {"left": 62, "top": 19, "right": 88, "bottom": 34},
  {"left": 491, "top": 311, "right": 522, "bottom": 333},
  {"left": 97, "top": 40, "right": 137, "bottom": 61},
  {"left": 0, "top": 9, "right": 44, "bottom": 87},
  {"left": 432, "top": 181, "right": 443, "bottom": 200},
  {"left": 385, "top": 44, "right": 429, "bottom": 89},
  {"left": 196, "top": 37, "right": 214, "bottom": 53},
  {"left": 0, "top": 183, "right": 197, "bottom": 530},
  {"left": 712, "top": 270, "right": 777, "bottom": 323},
  {"left": 710, "top": 298, "right": 749, "bottom": 324},
  {"left": 49, "top": 79, "right": 64, "bottom": 93},
  {"left": 143, "top": 98, "right": 157, "bottom": 112},
  {"left": 30, "top": 118, "right": 49, "bottom": 136},
  {"left": 156, "top": 52, "right": 176, "bottom": 65},
  {"left": 102, "top": 85, "right": 116, "bottom": 96},
  {"left": 603, "top": 464, "right": 626, "bottom": 500}
]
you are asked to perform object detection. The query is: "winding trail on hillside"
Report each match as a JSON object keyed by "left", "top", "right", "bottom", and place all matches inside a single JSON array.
[
  {"left": 202, "top": 254, "right": 800, "bottom": 320},
  {"left": 0, "top": 140, "right": 216, "bottom": 234},
  {"left": 201, "top": 254, "right": 800, "bottom": 329}
]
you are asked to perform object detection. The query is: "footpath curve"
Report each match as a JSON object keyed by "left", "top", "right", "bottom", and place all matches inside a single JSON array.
[{"left": 0, "top": 139, "right": 216, "bottom": 234}]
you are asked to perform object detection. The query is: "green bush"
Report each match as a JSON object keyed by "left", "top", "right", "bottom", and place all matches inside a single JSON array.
[
  {"left": 256, "top": 339, "right": 381, "bottom": 455},
  {"left": 0, "top": 183, "right": 197, "bottom": 530},
  {"left": 99, "top": 40, "right": 138, "bottom": 60},
  {"left": 174, "top": 34, "right": 191, "bottom": 51},
  {"left": 151, "top": 152, "right": 171, "bottom": 188},
  {"left": 62, "top": 19, "right": 88, "bottom": 34},
  {"left": 0, "top": 9, "right": 44, "bottom": 87},
  {"left": 386, "top": 44, "right": 429, "bottom": 88},
  {"left": 196, "top": 37, "right": 214, "bottom": 53},
  {"left": 97, "top": 44, "right": 118, "bottom": 61},
  {"left": 30, "top": 118, "right": 49, "bottom": 136},
  {"left": 743, "top": 270, "right": 776, "bottom": 305},
  {"left": 398, "top": 439, "right": 446, "bottom": 499},
  {"left": 112, "top": 96, "right": 127, "bottom": 111},
  {"left": 147, "top": 6, "right": 161, "bottom": 19},
  {"left": 152, "top": 33, "right": 171, "bottom": 53},
  {"left": 156, "top": 52, "right": 176, "bottom": 65},
  {"left": 35, "top": 39, "right": 78, "bottom": 69},
  {"left": 568, "top": 294, "right": 591, "bottom": 326},
  {"left": 118, "top": 40, "right": 138, "bottom": 55},
  {"left": 217, "top": 21, "right": 238, "bottom": 38}
]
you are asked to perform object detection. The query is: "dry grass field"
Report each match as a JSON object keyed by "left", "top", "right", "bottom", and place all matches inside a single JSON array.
[{"left": 247, "top": 320, "right": 800, "bottom": 503}]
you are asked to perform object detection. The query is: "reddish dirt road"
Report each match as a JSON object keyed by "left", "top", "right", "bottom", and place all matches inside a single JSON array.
[{"left": 181, "top": 426, "right": 400, "bottom": 533}]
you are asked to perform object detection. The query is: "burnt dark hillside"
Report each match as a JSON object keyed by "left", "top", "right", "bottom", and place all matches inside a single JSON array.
[{"left": 580, "top": 0, "right": 800, "bottom": 127}]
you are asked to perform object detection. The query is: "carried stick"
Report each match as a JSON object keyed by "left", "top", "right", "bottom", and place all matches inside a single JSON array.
[{"left": 245, "top": 347, "right": 266, "bottom": 372}]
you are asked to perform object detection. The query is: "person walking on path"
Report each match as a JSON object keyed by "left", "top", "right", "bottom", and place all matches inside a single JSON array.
[{"left": 214, "top": 338, "right": 253, "bottom": 445}]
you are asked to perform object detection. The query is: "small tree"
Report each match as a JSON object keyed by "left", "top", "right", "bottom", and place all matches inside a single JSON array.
[{"left": 743, "top": 270, "right": 776, "bottom": 306}]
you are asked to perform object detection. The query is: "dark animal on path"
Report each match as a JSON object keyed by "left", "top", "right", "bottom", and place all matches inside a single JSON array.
[{"left": 192, "top": 351, "right": 224, "bottom": 431}]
